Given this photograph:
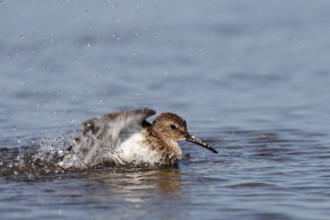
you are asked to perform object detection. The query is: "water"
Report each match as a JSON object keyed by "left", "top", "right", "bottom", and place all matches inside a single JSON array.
[{"left": 1, "top": 0, "right": 330, "bottom": 219}]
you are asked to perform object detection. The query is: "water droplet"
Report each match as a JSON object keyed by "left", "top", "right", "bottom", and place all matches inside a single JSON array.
[{"left": 19, "top": 32, "right": 25, "bottom": 39}]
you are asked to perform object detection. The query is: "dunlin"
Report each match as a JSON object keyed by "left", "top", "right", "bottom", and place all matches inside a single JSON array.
[{"left": 58, "top": 108, "right": 217, "bottom": 169}]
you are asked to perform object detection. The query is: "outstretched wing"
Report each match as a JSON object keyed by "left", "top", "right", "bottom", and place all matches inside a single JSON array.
[
  {"left": 58, "top": 108, "right": 156, "bottom": 168},
  {"left": 82, "top": 108, "right": 156, "bottom": 144}
]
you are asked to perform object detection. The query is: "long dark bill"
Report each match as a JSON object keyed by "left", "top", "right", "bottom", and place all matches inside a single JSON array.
[{"left": 185, "top": 134, "right": 218, "bottom": 154}]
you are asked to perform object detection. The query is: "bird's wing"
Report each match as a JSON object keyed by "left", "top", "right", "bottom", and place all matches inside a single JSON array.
[
  {"left": 83, "top": 108, "right": 156, "bottom": 146},
  {"left": 59, "top": 108, "right": 156, "bottom": 168}
]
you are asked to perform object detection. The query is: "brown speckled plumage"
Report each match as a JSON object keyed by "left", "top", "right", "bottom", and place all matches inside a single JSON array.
[{"left": 58, "top": 108, "right": 217, "bottom": 169}]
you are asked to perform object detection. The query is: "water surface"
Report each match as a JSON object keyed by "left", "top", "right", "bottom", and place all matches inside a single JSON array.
[{"left": 1, "top": 1, "right": 330, "bottom": 219}]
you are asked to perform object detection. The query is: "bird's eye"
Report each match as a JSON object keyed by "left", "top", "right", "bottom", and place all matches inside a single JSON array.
[{"left": 170, "top": 124, "right": 177, "bottom": 130}]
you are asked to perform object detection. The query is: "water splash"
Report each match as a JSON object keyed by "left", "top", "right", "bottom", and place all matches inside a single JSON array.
[{"left": 0, "top": 131, "right": 78, "bottom": 178}]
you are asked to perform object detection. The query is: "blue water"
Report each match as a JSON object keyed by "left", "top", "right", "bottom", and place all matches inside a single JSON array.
[{"left": 1, "top": 1, "right": 330, "bottom": 219}]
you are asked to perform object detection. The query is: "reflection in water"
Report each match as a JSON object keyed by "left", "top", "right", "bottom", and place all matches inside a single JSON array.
[
  {"left": 84, "top": 168, "right": 185, "bottom": 220},
  {"left": 86, "top": 167, "right": 183, "bottom": 199}
]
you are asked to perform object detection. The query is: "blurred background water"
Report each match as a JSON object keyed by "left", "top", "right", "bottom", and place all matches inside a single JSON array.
[{"left": 1, "top": 1, "right": 330, "bottom": 219}]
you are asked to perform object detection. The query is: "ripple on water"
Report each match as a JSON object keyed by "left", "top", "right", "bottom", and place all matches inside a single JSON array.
[
  {"left": 227, "top": 182, "right": 275, "bottom": 189},
  {"left": 1, "top": 128, "right": 330, "bottom": 220}
]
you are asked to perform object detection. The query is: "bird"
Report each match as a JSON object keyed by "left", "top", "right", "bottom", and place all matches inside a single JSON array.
[{"left": 58, "top": 108, "right": 217, "bottom": 169}]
